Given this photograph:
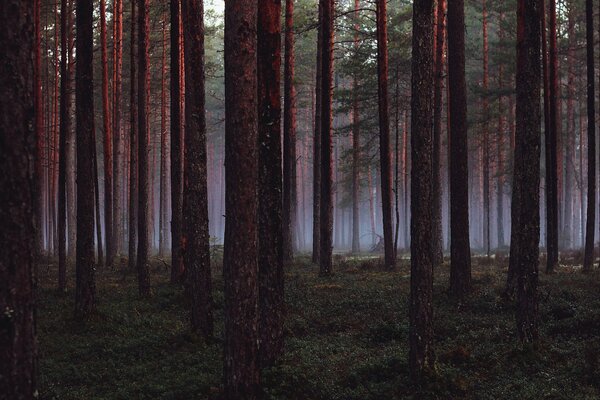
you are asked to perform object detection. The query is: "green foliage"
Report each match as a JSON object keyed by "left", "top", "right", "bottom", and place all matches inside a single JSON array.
[{"left": 37, "top": 258, "right": 600, "bottom": 399}]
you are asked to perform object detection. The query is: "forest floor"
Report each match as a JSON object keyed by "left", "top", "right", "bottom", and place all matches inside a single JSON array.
[{"left": 37, "top": 253, "right": 600, "bottom": 400}]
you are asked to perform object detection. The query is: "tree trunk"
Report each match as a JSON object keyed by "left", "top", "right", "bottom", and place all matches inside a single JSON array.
[
  {"left": 319, "top": 0, "right": 334, "bottom": 276},
  {"left": 182, "top": 0, "right": 213, "bottom": 338},
  {"left": 128, "top": 0, "right": 138, "bottom": 272},
  {"left": 482, "top": 0, "right": 490, "bottom": 257},
  {"left": 497, "top": 59, "right": 505, "bottom": 248},
  {"left": 170, "top": 0, "right": 184, "bottom": 283},
  {"left": 545, "top": 0, "right": 559, "bottom": 273},
  {"left": 563, "top": 4, "right": 574, "bottom": 251},
  {"left": 67, "top": 0, "right": 76, "bottom": 260},
  {"left": 100, "top": 0, "right": 113, "bottom": 267},
  {"left": 93, "top": 121, "right": 104, "bottom": 267},
  {"left": 0, "top": 1, "right": 37, "bottom": 395},
  {"left": 113, "top": 0, "right": 123, "bottom": 260},
  {"left": 223, "top": 0, "right": 260, "bottom": 396},
  {"left": 432, "top": 0, "right": 446, "bottom": 266},
  {"left": 583, "top": 0, "right": 595, "bottom": 272},
  {"left": 34, "top": 0, "right": 45, "bottom": 257},
  {"left": 58, "top": 0, "right": 70, "bottom": 292},
  {"left": 257, "top": 0, "right": 284, "bottom": 368},
  {"left": 312, "top": 1, "right": 323, "bottom": 264},
  {"left": 376, "top": 0, "right": 395, "bottom": 270},
  {"left": 159, "top": 18, "right": 168, "bottom": 258},
  {"left": 75, "top": 0, "right": 97, "bottom": 319},
  {"left": 351, "top": 0, "right": 360, "bottom": 254},
  {"left": 447, "top": 0, "right": 472, "bottom": 298},
  {"left": 283, "top": 0, "right": 297, "bottom": 262},
  {"left": 513, "top": 0, "right": 541, "bottom": 343},
  {"left": 409, "top": 0, "right": 435, "bottom": 380},
  {"left": 137, "top": 0, "right": 150, "bottom": 296}
]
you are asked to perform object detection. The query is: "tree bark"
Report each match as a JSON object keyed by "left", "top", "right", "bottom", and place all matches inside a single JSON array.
[
  {"left": 319, "top": 0, "right": 334, "bottom": 276},
  {"left": 223, "top": 0, "right": 260, "bottom": 396},
  {"left": 351, "top": 0, "right": 361, "bottom": 254},
  {"left": 482, "top": 0, "right": 490, "bottom": 257},
  {"left": 128, "top": 0, "right": 139, "bottom": 273},
  {"left": 34, "top": 0, "right": 45, "bottom": 256},
  {"left": 447, "top": 0, "right": 471, "bottom": 298},
  {"left": 513, "top": 0, "right": 541, "bottom": 343},
  {"left": 283, "top": 0, "right": 297, "bottom": 262},
  {"left": 0, "top": 1, "right": 37, "bottom": 395},
  {"left": 409, "top": 0, "right": 435, "bottom": 380},
  {"left": 312, "top": 1, "right": 323, "bottom": 264},
  {"left": 170, "top": 0, "right": 184, "bottom": 283},
  {"left": 113, "top": 0, "right": 124, "bottom": 260},
  {"left": 75, "top": 0, "right": 97, "bottom": 319},
  {"left": 137, "top": 0, "right": 150, "bottom": 297},
  {"left": 376, "top": 0, "right": 395, "bottom": 270},
  {"left": 257, "top": 0, "right": 284, "bottom": 368},
  {"left": 159, "top": 18, "right": 168, "bottom": 258},
  {"left": 583, "top": 0, "right": 595, "bottom": 272}
]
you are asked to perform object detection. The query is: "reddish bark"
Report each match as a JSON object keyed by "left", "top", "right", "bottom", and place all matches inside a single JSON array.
[
  {"left": 129, "top": 0, "right": 138, "bottom": 272},
  {"left": 113, "top": 0, "right": 124, "bottom": 260}
]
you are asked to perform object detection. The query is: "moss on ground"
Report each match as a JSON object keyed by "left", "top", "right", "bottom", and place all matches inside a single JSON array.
[{"left": 37, "top": 255, "right": 600, "bottom": 399}]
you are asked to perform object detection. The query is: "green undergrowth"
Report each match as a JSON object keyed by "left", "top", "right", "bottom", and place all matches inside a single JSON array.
[{"left": 36, "top": 255, "right": 600, "bottom": 399}]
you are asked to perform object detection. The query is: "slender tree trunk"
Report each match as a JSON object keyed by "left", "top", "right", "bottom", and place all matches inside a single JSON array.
[
  {"left": 283, "top": 0, "right": 297, "bottom": 262},
  {"left": 113, "top": 0, "right": 123, "bottom": 260},
  {"left": 67, "top": 0, "right": 76, "bottom": 260},
  {"left": 75, "top": 0, "right": 97, "bottom": 319},
  {"left": 409, "top": 0, "right": 435, "bottom": 380},
  {"left": 34, "top": 0, "right": 45, "bottom": 256},
  {"left": 376, "top": 0, "right": 395, "bottom": 269},
  {"left": 563, "top": 4, "right": 575, "bottom": 251},
  {"left": 223, "top": 0, "right": 260, "bottom": 396},
  {"left": 583, "top": 0, "right": 595, "bottom": 272},
  {"left": 257, "top": 0, "right": 284, "bottom": 367},
  {"left": 129, "top": 0, "right": 138, "bottom": 272},
  {"left": 482, "top": 0, "right": 490, "bottom": 257},
  {"left": 432, "top": 0, "right": 446, "bottom": 266},
  {"left": 312, "top": 1, "right": 323, "bottom": 264},
  {"left": 93, "top": 124, "right": 104, "bottom": 267},
  {"left": 0, "top": 1, "right": 37, "bottom": 395},
  {"left": 319, "top": 0, "right": 334, "bottom": 276},
  {"left": 170, "top": 0, "right": 184, "bottom": 283},
  {"left": 159, "top": 18, "right": 168, "bottom": 258},
  {"left": 497, "top": 60, "right": 505, "bottom": 248},
  {"left": 351, "top": 0, "right": 361, "bottom": 254},
  {"left": 58, "top": 0, "right": 70, "bottom": 291},
  {"left": 513, "top": 0, "right": 541, "bottom": 343},
  {"left": 137, "top": 0, "right": 150, "bottom": 296},
  {"left": 448, "top": 0, "right": 471, "bottom": 297},
  {"left": 182, "top": 0, "right": 213, "bottom": 337}
]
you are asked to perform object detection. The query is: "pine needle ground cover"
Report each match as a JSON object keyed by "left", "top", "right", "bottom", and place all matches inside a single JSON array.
[{"left": 37, "top": 256, "right": 600, "bottom": 399}]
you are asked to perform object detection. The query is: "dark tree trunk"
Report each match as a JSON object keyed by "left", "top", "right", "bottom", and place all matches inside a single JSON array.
[
  {"left": 376, "top": 0, "right": 395, "bottom": 270},
  {"left": 75, "top": 0, "right": 97, "bottom": 319},
  {"left": 58, "top": 0, "right": 70, "bottom": 291},
  {"left": 223, "top": 0, "right": 260, "bottom": 396},
  {"left": 257, "top": 0, "right": 284, "bottom": 368},
  {"left": 409, "top": 0, "right": 435, "bottom": 381},
  {"left": 170, "top": 0, "right": 184, "bottom": 283},
  {"left": 544, "top": 0, "right": 559, "bottom": 273},
  {"left": 447, "top": 0, "right": 471, "bottom": 298},
  {"left": 319, "top": 0, "right": 334, "bottom": 276},
  {"left": 159, "top": 19, "right": 168, "bottom": 258},
  {"left": 100, "top": 0, "right": 113, "bottom": 267},
  {"left": 312, "top": 2, "right": 323, "bottom": 264},
  {"left": 128, "top": 0, "right": 138, "bottom": 273},
  {"left": 432, "top": 0, "right": 446, "bottom": 266},
  {"left": 0, "top": 1, "right": 37, "bottom": 396},
  {"left": 93, "top": 115, "right": 104, "bottom": 268},
  {"left": 583, "top": 0, "right": 595, "bottom": 272},
  {"left": 112, "top": 0, "right": 123, "bottom": 260},
  {"left": 137, "top": 0, "right": 150, "bottom": 297},
  {"left": 283, "top": 0, "right": 297, "bottom": 261},
  {"left": 182, "top": 0, "right": 213, "bottom": 338},
  {"left": 482, "top": 0, "right": 490, "bottom": 257},
  {"left": 351, "top": 0, "right": 360, "bottom": 254},
  {"left": 513, "top": 0, "right": 541, "bottom": 343},
  {"left": 34, "top": 0, "right": 45, "bottom": 256}
]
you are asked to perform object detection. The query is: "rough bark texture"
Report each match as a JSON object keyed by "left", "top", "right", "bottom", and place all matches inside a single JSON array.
[
  {"left": 223, "top": 0, "right": 260, "bottom": 396},
  {"left": 128, "top": 0, "right": 139, "bottom": 273},
  {"left": 58, "top": 0, "right": 70, "bottom": 291},
  {"left": 112, "top": 0, "right": 123, "bottom": 260},
  {"left": 319, "top": 0, "right": 334, "bottom": 276},
  {"left": 159, "top": 19, "right": 168, "bottom": 258},
  {"left": 258, "top": 0, "right": 284, "bottom": 368},
  {"left": 514, "top": 0, "right": 541, "bottom": 343},
  {"left": 351, "top": 0, "right": 360, "bottom": 254},
  {"left": 100, "top": 0, "right": 113, "bottom": 267},
  {"left": 376, "top": 0, "right": 395, "bottom": 270},
  {"left": 182, "top": 0, "right": 213, "bottom": 338},
  {"left": 312, "top": 2, "right": 323, "bottom": 264},
  {"left": 545, "top": 0, "right": 559, "bottom": 273},
  {"left": 447, "top": 0, "right": 472, "bottom": 298},
  {"left": 409, "top": 0, "right": 435, "bottom": 381},
  {"left": 283, "top": 0, "right": 297, "bottom": 261},
  {"left": 75, "top": 0, "right": 97, "bottom": 319},
  {"left": 34, "top": 0, "right": 44, "bottom": 256},
  {"left": 137, "top": 0, "right": 150, "bottom": 297},
  {"left": 432, "top": 0, "right": 446, "bottom": 266},
  {"left": 170, "top": 0, "right": 184, "bottom": 283},
  {"left": 0, "top": 1, "right": 37, "bottom": 396},
  {"left": 583, "top": 0, "right": 595, "bottom": 272},
  {"left": 482, "top": 0, "right": 490, "bottom": 257}
]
